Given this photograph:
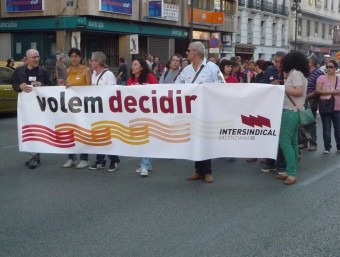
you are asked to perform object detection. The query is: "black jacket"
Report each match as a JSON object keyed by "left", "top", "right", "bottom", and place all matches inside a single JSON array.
[{"left": 12, "top": 65, "right": 52, "bottom": 92}]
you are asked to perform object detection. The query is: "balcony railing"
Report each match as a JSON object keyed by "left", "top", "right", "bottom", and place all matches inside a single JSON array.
[
  {"left": 238, "top": 0, "right": 246, "bottom": 7},
  {"left": 247, "top": 0, "right": 289, "bottom": 15}
]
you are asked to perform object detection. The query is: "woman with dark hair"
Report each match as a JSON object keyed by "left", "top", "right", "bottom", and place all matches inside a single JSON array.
[
  {"left": 275, "top": 51, "right": 309, "bottom": 185},
  {"left": 151, "top": 62, "right": 160, "bottom": 81},
  {"left": 315, "top": 60, "right": 340, "bottom": 154},
  {"left": 127, "top": 58, "right": 158, "bottom": 177},
  {"left": 62, "top": 47, "right": 92, "bottom": 169},
  {"left": 219, "top": 59, "right": 239, "bottom": 83},
  {"left": 251, "top": 59, "right": 266, "bottom": 83}
]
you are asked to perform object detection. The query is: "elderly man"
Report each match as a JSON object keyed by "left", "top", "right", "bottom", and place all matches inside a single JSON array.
[
  {"left": 12, "top": 49, "right": 52, "bottom": 169},
  {"left": 319, "top": 54, "right": 332, "bottom": 74},
  {"left": 88, "top": 51, "right": 120, "bottom": 172},
  {"left": 175, "top": 41, "right": 225, "bottom": 183},
  {"left": 159, "top": 54, "right": 182, "bottom": 84},
  {"left": 260, "top": 51, "right": 287, "bottom": 173}
]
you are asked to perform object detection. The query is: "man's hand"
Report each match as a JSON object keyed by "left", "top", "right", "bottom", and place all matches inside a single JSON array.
[{"left": 19, "top": 83, "right": 33, "bottom": 93}]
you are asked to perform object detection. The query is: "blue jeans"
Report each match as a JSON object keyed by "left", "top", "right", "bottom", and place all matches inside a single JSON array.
[
  {"left": 68, "top": 154, "right": 88, "bottom": 161},
  {"left": 320, "top": 111, "right": 340, "bottom": 151},
  {"left": 96, "top": 154, "right": 120, "bottom": 163},
  {"left": 140, "top": 158, "right": 151, "bottom": 170}
]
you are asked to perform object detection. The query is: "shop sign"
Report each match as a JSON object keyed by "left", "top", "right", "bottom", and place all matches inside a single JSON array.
[
  {"left": 309, "top": 45, "right": 330, "bottom": 53},
  {"left": 149, "top": 1, "right": 179, "bottom": 21},
  {"left": 6, "top": 0, "right": 44, "bottom": 12},
  {"left": 100, "top": 0, "right": 132, "bottom": 15},
  {"left": 188, "top": 8, "right": 224, "bottom": 25}
]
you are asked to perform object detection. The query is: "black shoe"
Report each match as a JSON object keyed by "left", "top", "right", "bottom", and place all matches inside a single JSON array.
[
  {"left": 108, "top": 161, "right": 119, "bottom": 172},
  {"left": 88, "top": 160, "right": 107, "bottom": 170},
  {"left": 28, "top": 158, "right": 38, "bottom": 169}
]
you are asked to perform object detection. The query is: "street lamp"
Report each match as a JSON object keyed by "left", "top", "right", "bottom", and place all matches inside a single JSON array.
[{"left": 291, "top": 0, "right": 302, "bottom": 51}]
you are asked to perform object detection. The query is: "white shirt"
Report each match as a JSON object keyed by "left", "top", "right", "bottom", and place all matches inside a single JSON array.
[
  {"left": 175, "top": 58, "right": 225, "bottom": 84},
  {"left": 92, "top": 69, "right": 116, "bottom": 85}
]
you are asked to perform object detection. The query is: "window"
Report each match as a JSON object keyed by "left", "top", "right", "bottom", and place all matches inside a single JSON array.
[
  {"left": 322, "top": 24, "right": 326, "bottom": 38},
  {"left": 223, "top": 0, "right": 236, "bottom": 15},
  {"left": 192, "top": 0, "right": 212, "bottom": 9},
  {"left": 298, "top": 18, "right": 302, "bottom": 36},
  {"left": 315, "top": 22, "right": 318, "bottom": 36},
  {"left": 307, "top": 20, "right": 311, "bottom": 37},
  {"left": 329, "top": 25, "right": 333, "bottom": 38},
  {"left": 324, "top": 0, "right": 328, "bottom": 8},
  {"left": 331, "top": 0, "right": 334, "bottom": 9}
]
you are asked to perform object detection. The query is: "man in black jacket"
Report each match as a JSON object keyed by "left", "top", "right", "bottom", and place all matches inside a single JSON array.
[{"left": 12, "top": 49, "right": 52, "bottom": 169}]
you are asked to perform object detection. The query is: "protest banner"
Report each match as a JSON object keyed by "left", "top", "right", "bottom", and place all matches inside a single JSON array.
[{"left": 18, "top": 83, "right": 284, "bottom": 160}]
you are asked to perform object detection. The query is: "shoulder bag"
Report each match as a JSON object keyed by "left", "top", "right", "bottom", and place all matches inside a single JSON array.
[
  {"left": 319, "top": 77, "right": 338, "bottom": 115},
  {"left": 286, "top": 93, "right": 314, "bottom": 126}
]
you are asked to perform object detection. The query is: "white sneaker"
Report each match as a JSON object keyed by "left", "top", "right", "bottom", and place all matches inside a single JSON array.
[
  {"left": 76, "top": 160, "right": 89, "bottom": 169},
  {"left": 63, "top": 159, "right": 75, "bottom": 168},
  {"left": 136, "top": 166, "right": 152, "bottom": 173},
  {"left": 140, "top": 168, "right": 149, "bottom": 177}
]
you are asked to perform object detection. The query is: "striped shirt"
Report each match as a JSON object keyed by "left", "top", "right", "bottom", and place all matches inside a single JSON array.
[{"left": 307, "top": 68, "right": 324, "bottom": 94}]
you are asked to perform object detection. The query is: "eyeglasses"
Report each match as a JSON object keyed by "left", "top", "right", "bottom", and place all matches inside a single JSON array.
[{"left": 326, "top": 65, "right": 335, "bottom": 69}]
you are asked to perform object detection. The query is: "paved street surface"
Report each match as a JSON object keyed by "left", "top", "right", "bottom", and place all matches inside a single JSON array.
[{"left": 1, "top": 113, "right": 339, "bottom": 257}]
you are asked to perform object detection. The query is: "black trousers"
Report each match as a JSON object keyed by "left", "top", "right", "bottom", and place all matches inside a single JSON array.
[{"left": 195, "top": 159, "right": 212, "bottom": 175}]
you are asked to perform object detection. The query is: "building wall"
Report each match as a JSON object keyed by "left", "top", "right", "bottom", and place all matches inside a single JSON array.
[{"left": 0, "top": 34, "right": 12, "bottom": 61}]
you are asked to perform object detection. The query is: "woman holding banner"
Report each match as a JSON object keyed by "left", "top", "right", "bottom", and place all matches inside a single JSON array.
[
  {"left": 276, "top": 52, "right": 309, "bottom": 185},
  {"left": 62, "top": 48, "right": 92, "bottom": 169},
  {"left": 127, "top": 57, "right": 158, "bottom": 177}
]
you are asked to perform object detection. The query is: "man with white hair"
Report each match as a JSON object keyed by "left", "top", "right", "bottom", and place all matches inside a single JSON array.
[
  {"left": 12, "top": 49, "right": 52, "bottom": 169},
  {"left": 319, "top": 54, "right": 332, "bottom": 74},
  {"left": 175, "top": 41, "right": 225, "bottom": 183},
  {"left": 88, "top": 52, "right": 120, "bottom": 172}
]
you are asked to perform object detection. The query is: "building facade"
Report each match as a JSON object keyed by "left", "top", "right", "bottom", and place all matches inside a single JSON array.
[
  {"left": 289, "top": 0, "right": 340, "bottom": 61},
  {"left": 236, "top": 0, "right": 289, "bottom": 61},
  {"left": 0, "top": 0, "right": 237, "bottom": 74}
]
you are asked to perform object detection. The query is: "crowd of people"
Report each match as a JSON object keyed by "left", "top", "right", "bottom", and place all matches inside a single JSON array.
[{"left": 10, "top": 42, "right": 340, "bottom": 185}]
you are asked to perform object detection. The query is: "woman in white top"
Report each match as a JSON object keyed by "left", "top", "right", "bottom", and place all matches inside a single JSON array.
[{"left": 276, "top": 52, "right": 309, "bottom": 185}]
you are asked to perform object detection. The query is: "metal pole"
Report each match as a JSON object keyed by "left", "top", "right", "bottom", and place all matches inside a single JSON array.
[
  {"left": 294, "top": 3, "right": 298, "bottom": 51},
  {"left": 190, "top": 0, "right": 194, "bottom": 42}
]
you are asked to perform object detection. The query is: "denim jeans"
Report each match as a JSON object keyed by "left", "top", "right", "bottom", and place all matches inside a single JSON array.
[
  {"left": 140, "top": 158, "right": 151, "bottom": 170},
  {"left": 279, "top": 110, "right": 300, "bottom": 176},
  {"left": 96, "top": 154, "right": 120, "bottom": 163},
  {"left": 320, "top": 111, "right": 340, "bottom": 151},
  {"left": 68, "top": 154, "right": 88, "bottom": 161}
]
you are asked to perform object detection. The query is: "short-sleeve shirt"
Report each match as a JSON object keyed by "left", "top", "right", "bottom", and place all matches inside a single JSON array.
[
  {"left": 159, "top": 69, "right": 180, "bottom": 84},
  {"left": 92, "top": 69, "right": 116, "bottom": 85},
  {"left": 283, "top": 70, "right": 307, "bottom": 110},
  {"left": 175, "top": 59, "right": 224, "bottom": 84},
  {"left": 317, "top": 75, "right": 340, "bottom": 110},
  {"left": 225, "top": 76, "right": 239, "bottom": 83}
]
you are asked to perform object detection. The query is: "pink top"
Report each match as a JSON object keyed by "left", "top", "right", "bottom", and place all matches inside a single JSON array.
[{"left": 317, "top": 75, "right": 340, "bottom": 110}]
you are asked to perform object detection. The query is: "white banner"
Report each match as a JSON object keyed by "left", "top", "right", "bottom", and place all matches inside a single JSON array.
[{"left": 18, "top": 84, "right": 284, "bottom": 160}]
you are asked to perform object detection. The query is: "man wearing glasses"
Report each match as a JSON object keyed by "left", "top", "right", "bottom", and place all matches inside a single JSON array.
[
  {"left": 12, "top": 49, "right": 52, "bottom": 169},
  {"left": 175, "top": 41, "right": 225, "bottom": 183}
]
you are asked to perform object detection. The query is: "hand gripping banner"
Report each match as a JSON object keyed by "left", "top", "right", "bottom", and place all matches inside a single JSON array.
[{"left": 17, "top": 83, "right": 284, "bottom": 161}]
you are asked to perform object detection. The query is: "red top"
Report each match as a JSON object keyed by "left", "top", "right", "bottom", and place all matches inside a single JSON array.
[
  {"left": 225, "top": 76, "right": 239, "bottom": 83},
  {"left": 127, "top": 73, "right": 158, "bottom": 85}
]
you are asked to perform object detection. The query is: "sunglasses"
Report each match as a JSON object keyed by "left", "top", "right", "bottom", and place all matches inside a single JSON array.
[{"left": 326, "top": 65, "right": 335, "bottom": 69}]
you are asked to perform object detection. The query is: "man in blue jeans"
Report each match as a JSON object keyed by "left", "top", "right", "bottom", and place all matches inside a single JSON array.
[
  {"left": 87, "top": 52, "right": 120, "bottom": 171},
  {"left": 260, "top": 51, "right": 286, "bottom": 172}
]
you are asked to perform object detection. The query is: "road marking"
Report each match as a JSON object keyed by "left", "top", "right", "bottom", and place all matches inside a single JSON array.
[
  {"left": 2, "top": 145, "right": 18, "bottom": 149},
  {"left": 300, "top": 163, "right": 340, "bottom": 187}
]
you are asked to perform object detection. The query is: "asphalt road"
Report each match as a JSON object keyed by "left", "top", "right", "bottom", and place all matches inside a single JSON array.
[{"left": 1, "top": 113, "right": 339, "bottom": 257}]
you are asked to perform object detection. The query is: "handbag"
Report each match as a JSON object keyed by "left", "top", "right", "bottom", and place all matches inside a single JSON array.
[
  {"left": 286, "top": 94, "right": 315, "bottom": 126},
  {"left": 319, "top": 77, "right": 338, "bottom": 115}
]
